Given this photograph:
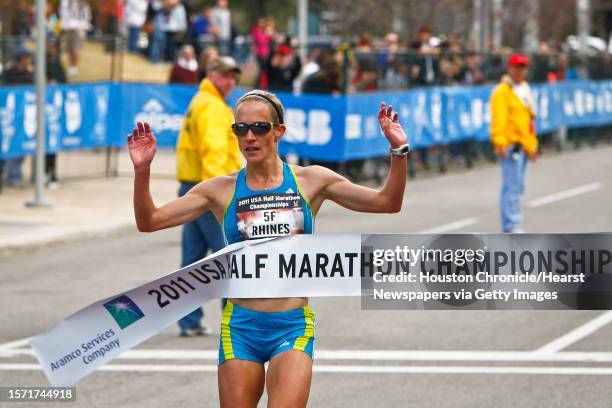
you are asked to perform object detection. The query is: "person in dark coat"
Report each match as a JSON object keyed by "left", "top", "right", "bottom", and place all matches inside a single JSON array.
[
  {"left": 3, "top": 47, "right": 34, "bottom": 187},
  {"left": 265, "top": 44, "right": 301, "bottom": 92}
]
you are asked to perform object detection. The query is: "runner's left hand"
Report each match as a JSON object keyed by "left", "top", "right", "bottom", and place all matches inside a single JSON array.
[{"left": 378, "top": 102, "right": 408, "bottom": 149}]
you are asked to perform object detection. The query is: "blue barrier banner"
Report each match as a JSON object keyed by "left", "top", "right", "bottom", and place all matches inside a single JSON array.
[
  {"left": 273, "top": 90, "right": 347, "bottom": 161},
  {"left": 111, "top": 83, "right": 197, "bottom": 148},
  {"left": 0, "top": 83, "right": 110, "bottom": 158},
  {"left": 1, "top": 80, "right": 611, "bottom": 160}
]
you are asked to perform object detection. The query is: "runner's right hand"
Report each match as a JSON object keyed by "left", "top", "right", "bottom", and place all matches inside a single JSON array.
[{"left": 127, "top": 122, "right": 157, "bottom": 170}]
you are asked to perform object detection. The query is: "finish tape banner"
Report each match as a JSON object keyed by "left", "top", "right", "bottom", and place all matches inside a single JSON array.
[
  {"left": 30, "top": 234, "right": 362, "bottom": 387},
  {"left": 30, "top": 233, "right": 612, "bottom": 386}
]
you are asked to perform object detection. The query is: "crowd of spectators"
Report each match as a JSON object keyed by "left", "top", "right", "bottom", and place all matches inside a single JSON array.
[
  {"left": 346, "top": 27, "right": 596, "bottom": 92},
  {"left": 3, "top": 1, "right": 610, "bottom": 90},
  {"left": 2, "top": 1, "right": 611, "bottom": 186}
]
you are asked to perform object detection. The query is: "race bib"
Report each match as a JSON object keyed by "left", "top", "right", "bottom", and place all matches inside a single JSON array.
[{"left": 236, "top": 193, "right": 305, "bottom": 240}]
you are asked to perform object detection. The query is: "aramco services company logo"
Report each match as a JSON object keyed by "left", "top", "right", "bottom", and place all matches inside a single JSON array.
[{"left": 103, "top": 295, "right": 145, "bottom": 329}]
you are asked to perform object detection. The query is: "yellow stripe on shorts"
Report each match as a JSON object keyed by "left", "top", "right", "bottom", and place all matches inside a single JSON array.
[
  {"left": 293, "top": 306, "right": 315, "bottom": 352},
  {"left": 221, "top": 301, "right": 235, "bottom": 360}
]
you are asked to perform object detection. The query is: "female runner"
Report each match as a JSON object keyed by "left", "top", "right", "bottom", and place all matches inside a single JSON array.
[{"left": 128, "top": 90, "right": 408, "bottom": 407}]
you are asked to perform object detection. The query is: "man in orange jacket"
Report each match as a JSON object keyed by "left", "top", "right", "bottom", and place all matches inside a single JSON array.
[
  {"left": 490, "top": 54, "right": 538, "bottom": 233},
  {"left": 175, "top": 56, "right": 242, "bottom": 336}
]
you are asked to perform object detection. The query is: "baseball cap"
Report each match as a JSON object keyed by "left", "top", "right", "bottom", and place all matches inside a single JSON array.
[
  {"left": 508, "top": 53, "right": 529, "bottom": 67},
  {"left": 207, "top": 56, "right": 242, "bottom": 74},
  {"left": 275, "top": 45, "right": 292, "bottom": 55}
]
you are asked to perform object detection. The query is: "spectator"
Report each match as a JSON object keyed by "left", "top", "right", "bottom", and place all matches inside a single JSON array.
[
  {"left": 486, "top": 50, "right": 509, "bottom": 83},
  {"left": 46, "top": 3, "right": 62, "bottom": 38},
  {"left": 197, "top": 45, "right": 219, "bottom": 82},
  {"left": 490, "top": 53, "right": 538, "bottom": 233},
  {"left": 190, "top": 7, "right": 216, "bottom": 55},
  {"left": 409, "top": 28, "right": 441, "bottom": 87},
  {"left": 293, "top": 48, "right": 321, "bottom": 94},
  {"left": 191, "top": 8, "right": 213, "bottom": 40},
  {"left": 146, "top": 0, "right": 165, "bottom": 64},
  {"left": 164, "top": 0, "right": 188, "bottom": 62},
  {"left": 446, "top": 32, "right": 464, "bottom": 53},
  {"left": 100, "top": 0, "right": 124, "bottom": 53},
  {"left": 251, "top": 17, "right": 274, "bottom": 88},
  {"left": 380, "top": 57, "right": 409, "bottom": 90},
  {"left": 461, "top": 53, "right": 485, "bottom": 85},
  {"left": 555, "top": 53, "right": 579, "bottom": 81},
  {"left": 376, "top": 33, "right": 408, "bottom": 90},
  {"left": 211, "top": 0, "right": 231, "bottom": 55},
  {"left": 411, "top": 26, "right": 436, "bottom": 50},
  {"left": 265, "top": 43, "right": 301, "bottom": 92},
  {"left": 5, "top": 1, "right": 32, "bottom": 41},
  {"left": 59, "top": 0, "right": 92, "bottom": 77},
  {"left": 355, "top": 32, "right": 373, "bottom": 52},
  {"left": 3, "top": 47, "right": 33, "bottom": 187},
  {"left": 531, "top": 41, "right": 554, "bottom": 83},
  {"left": 44, "top": 38, "right": 67, "bottom": 188},
  {"left": 440, "top": 53, "right": 465, "bottom": 85},
  {"left": 352, "top": 57, "right": 378, "bottom": 92},
  {"left": 377, "top": 32, "right": 401, "bottom": 74},
  {"left": 302, "top": 55, "right": 343, "bottom": 169},
  {"left": 4, "top": 47, "right": 34, "bottom": 84},
  {"left": 353, "top": 33, "right": 378, "bottom": 91},
  {"left": 169, "top": 44, "right": 198, "bottom": 84},
  {"left": 125, "top": 0, "right": 149, "bottom": 53},
  {"left": 302, "top": 52, "right": 342, "bottom": 95},
  {"left": 181, "top": 0, "right": 194, "bottom": 29}
]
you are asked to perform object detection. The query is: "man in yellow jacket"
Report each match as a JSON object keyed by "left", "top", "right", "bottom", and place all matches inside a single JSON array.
[
  {"left": 490, "top": 53, "right": 538, "bottom": 233},
  {"left": 175, "top": 56, "right": 242, "bottom": 336}
]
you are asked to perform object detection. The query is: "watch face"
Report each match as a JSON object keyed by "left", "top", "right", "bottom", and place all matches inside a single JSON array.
[{"left": 391, "top": 145, "right": 410, "bottom": 155}]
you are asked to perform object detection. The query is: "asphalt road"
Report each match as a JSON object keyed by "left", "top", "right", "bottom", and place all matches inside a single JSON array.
[{"left": 1, "top": 145, "right": 611, "bottom": 407}]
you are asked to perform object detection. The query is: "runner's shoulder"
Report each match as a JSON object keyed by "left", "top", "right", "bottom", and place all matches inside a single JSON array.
[
  {"left": 289, "top": 164, "right": 339, "bottom": 179},
  {"left": 191, "top": 171, "right": 240, "bottom": 195},
  {"left": 289, "top": 164, "right": 345, "bottom": 188}
]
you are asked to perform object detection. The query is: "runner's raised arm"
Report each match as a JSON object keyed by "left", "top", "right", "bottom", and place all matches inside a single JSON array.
[{"left": 128, "top": 122, "right": 213, "bottom": 232}]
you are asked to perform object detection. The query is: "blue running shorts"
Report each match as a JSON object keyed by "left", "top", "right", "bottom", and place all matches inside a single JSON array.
[{"left": 218, "top": 300, "right": 315, "bottom": 365}]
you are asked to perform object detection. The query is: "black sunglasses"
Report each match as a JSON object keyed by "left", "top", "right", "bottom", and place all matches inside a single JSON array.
[{"left": 231, "top": 122, "right": 278, "bottom": 137}]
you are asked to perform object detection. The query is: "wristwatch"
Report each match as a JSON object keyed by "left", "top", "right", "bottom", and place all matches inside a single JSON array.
[{"left": 389, "top": 144, "right": 410, "bottom": 156}]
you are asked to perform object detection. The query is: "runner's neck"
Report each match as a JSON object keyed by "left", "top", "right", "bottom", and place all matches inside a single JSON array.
[{"left": 245, "top": 157, "right": 284, "bottom": 190}]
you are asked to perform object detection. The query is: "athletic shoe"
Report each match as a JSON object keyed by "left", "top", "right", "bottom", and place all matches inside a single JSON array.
[
  {"left": 179, "top": 324, "right": 212, "bottom": 337},
  {"left": 193, "top": 325, "right": 212, "bottom": 336}
]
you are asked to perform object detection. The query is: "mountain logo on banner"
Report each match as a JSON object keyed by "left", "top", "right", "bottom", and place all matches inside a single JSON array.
[
  {"left": 65, "top": 91, "right": 82, "bottom": 134},
  {"left": 134, "top": 98, "right": 183, "bottom": 132},
  {"left": 24, "top": 92, "right": 37, "bottom": 138},
  {"left": 103, "top": 295, "right": 145, "bottom": 329},
  {"left": 47, "top": 90, "right": 63, "bottom": 149},
  {"left": 0, "top": 93, "right": 16, "bottom": 153}
]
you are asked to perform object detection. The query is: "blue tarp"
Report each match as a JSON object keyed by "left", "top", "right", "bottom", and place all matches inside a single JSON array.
[{"left": 1, "top": 80, "right": 611, "bottom": 160}]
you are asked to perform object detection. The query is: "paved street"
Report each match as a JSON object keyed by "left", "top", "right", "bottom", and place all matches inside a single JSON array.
[{"left": 1, "top": 144, "right": 611, "bottom": 407}]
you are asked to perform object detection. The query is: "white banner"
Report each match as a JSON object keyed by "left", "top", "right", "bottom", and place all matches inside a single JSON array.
[{"left": 30, "top": 234, "right": 362, "bottom": 386}]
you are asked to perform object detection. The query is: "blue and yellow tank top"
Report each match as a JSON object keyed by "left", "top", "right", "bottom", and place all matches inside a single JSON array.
[{"left": 223, "top": 162, "right": 314, "bottom": 244}]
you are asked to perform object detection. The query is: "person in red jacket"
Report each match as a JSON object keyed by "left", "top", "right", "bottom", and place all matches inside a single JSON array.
[{"left": 169, "top": 44, "right": 199, "bottom": 84}]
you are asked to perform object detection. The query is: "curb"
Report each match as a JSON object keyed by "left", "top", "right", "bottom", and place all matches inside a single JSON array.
[{"left": 0, "top": 220, "right": 137, "bottom": 257}]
